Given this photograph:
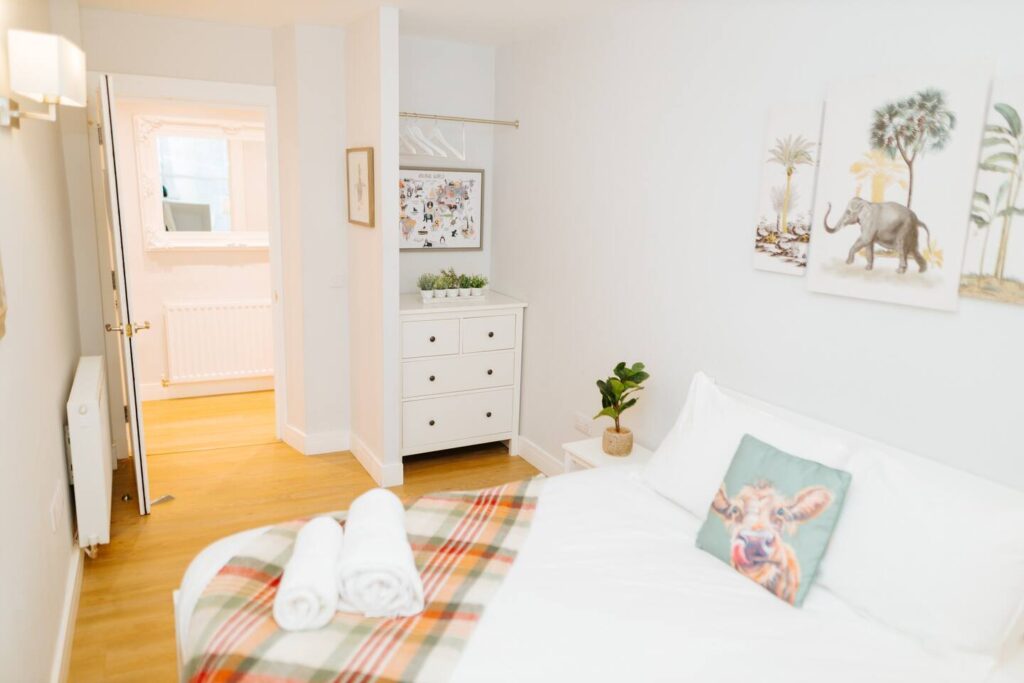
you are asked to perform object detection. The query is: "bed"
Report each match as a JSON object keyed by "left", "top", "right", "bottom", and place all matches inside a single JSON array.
[{"left": 175, "top": 376, "right": 1024, "bottom": 682}]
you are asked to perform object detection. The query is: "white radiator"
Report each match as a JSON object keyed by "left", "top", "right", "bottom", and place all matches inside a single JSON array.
[
  {"left": 164, "top": 300, "right": 273, "bottom": 384},
  {"left": 67, "top": 356, "right": 112, "bottom": 549}
]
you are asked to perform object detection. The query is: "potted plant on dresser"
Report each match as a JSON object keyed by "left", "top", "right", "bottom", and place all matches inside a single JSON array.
[
  {"left": 440, "top": 268, "right": 460, "bottom": 298},
  {"left": 594, "top": 362, "right": 649, "bottom": 455},
  {"left": 417, "top": 272, "right": 438, "bottom": 302}
]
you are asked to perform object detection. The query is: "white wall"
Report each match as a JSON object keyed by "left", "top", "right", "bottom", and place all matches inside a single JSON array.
[
  {"left": 79, "top": 8, "right": 274, "bottom": 85},
  {"left": 272, "top": 24, "right": 351, "bottom": 454},
  {"left": 346, "top": 7, "right": 402, "bottom": 485},
  {"left": 493, "top": 0, "right": 1024, "bottom": 491},
  {"left": 398, "top": 36, "right": 495, "bottom": 292},
  {"left": 110, "top": 98, "right": 273, "bottom": 399},
  {"left": 0, "top": 2, "right": 83, "bottom": 679}
]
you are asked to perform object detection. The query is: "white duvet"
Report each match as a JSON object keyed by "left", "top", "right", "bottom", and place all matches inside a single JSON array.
[{"left": 178, "top": 466, "right": 1023, "bottom": 682}]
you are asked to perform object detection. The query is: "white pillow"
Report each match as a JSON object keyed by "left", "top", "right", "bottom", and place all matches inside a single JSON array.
[
  {"left": 818, "top": 444, "right": 1024, "bottom": 657},
  {"left": 643, "top": 372, "right": 851, "bottom": 520}
]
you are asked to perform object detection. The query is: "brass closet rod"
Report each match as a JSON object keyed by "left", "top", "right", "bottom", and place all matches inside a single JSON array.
[{"left": 399, "top": 111, "right": 520, "bottom": 128}]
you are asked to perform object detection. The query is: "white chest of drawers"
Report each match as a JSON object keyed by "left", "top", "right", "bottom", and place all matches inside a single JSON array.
[{"left": 399, "top": 291, "right": 526, "bottom": 457}]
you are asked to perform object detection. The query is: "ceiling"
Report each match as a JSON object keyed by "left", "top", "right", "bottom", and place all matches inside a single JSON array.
[{"left": 78, "top": 0, "right": 627, "bottom": 45}]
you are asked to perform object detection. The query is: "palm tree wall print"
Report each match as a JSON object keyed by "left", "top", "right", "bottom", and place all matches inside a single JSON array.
[
  {"left": 806, "top": 68, "right": 990, "bottom": 311},
  {"left": 960, "top": 83, "right": 1024, "bottom": 306},
  {"left": 753, "top": 104, "right": 824, "bottom": 276}
]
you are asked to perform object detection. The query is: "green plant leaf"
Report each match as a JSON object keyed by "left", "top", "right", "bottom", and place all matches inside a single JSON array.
[
  {"left": 983, "top": 151, "right": 1019, "bottom": 166},
  {"left": 980, "top": 163, "right": 1014, "bottom": 173},
  {"left": 593, "top": 406, "right": 619, "bottom": 420},
  {"left": 974, "top": 191, "right": 991, "bottom": 204},
  {"left": 609, "top": 378, "right": 625, "bottom": 397},
  {"left": 982, "top": 136, "right": 1012, "bottom": 148},
  {"left": 996, "top": 206, "right": 1024, "bottom": 217},
  {"left": 970, "top": 214, "right": 990, "bottom": 227},
  {"left": 994, "top": 103, "right": 1023, "bottom": 138},
  {"left": 618, "top": 398, "right": 638, "bottom": 413}
]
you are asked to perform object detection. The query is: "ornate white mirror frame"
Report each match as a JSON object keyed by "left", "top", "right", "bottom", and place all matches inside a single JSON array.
[{"left": 133, "top": 114, "right": 270, "bottom": 251}]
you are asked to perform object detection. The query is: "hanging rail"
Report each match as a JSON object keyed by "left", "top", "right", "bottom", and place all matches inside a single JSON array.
[{"left": 400, "top": 111, "right": 519, "bottom": 129}]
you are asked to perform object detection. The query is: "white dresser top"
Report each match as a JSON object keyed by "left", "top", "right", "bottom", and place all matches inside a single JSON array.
[{"left": 399, "top": 291, "right": 527, "bottom": 314}]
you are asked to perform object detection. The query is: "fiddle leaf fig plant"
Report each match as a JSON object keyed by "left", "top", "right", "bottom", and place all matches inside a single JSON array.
[{"left": 594, "top": 362, "right": 649, "bottom": 433}]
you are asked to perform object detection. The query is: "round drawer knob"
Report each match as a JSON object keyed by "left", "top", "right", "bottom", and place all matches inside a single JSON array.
[
  {"left": 429, "top": 419, "right": 436, "bottom": 426},
  {"left": 429, "top": 375, "right": 436, "bottom": 382},
  {"left": 486, "top": 411, "right": 492, "bottom": 418},
  {"left": 429, "top": 335, "right": 436, "bottom": 342},
  {"left": 488, "top": 331, "right": 494, "bottom": 338},
  {"left": 487, "top": 369, "right": 493, "bottom": 375}
]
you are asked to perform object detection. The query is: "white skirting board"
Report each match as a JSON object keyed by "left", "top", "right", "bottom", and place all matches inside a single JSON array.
[
  {"left": 51, "top": 549, "right": 83, "bottom": 683},
  {"left": 140, "top": 375, "right": 273, "bottom": 401},
  {"left": 281, "top": 423, "right": 350, "bottom": 456},
  {"left": 518, "top": 436, "right": 564, "bottom": 476},
  {"left": 350, "top": 432, "right": 404, "bottom": 487}
]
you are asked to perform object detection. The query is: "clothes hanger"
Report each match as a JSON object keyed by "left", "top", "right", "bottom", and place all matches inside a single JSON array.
[
  {"left": 399, "top": 127, "right": 418, "bottom": 154},
  {"left": 408, "top": 123, "right": 447, "bottom": 157},
  {"left": 429, "top": 121, "right": 466, "bottom": 161}
]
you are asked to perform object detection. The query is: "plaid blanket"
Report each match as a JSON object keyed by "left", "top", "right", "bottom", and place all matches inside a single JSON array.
[{"left": 185, "top": 478, "right": 543, "bottom": 682}]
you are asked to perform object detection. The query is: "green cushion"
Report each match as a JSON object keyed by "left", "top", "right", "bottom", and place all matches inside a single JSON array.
[{"left": 696, "top": 434, "right": 851, "bottom": 607}]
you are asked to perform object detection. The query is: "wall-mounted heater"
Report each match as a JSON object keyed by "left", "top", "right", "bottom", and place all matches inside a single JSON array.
[{"left": 66, "top": 356, "right": 113, "bottom": 556}]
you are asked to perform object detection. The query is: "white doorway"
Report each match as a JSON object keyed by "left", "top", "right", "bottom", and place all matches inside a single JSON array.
[{"left": 86, "top": 73, "right": 287, "bottom": 514}]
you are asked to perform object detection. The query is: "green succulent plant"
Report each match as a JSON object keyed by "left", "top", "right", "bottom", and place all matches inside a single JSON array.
[
  {"left": 594, "top": 362, "right": 649, "bottom": 433},
  {"left": 458, "top": 273, "right": 472, "bottom": 288},
  {"left": 469, "top": 274, "right": 488, "bottom": 288},
  {"left": 437, "top": 268, "right": 459, "bottom": 289},
  {"left": 417, "top": 272, "right": 438, "bottom": 291}
]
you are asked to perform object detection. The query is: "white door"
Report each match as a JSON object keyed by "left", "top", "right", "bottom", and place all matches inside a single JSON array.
[{"left": 91, "top": 74, "right": 152, "bottom": 515}]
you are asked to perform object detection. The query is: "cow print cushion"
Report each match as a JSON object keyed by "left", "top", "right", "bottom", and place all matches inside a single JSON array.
[{"left": 696, "top": 434, "right": 852, "bottom": 607}]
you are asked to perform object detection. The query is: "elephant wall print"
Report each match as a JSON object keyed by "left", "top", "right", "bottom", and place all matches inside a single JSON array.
[
  {"left": 752, "top": 103, "right": 824, "bottom": 276},
  {"left": 822, "top": 198, "right": 931, "bottom": 274},
  {"left": 807, "top": 69, "right": 991, "bottom": 311}
]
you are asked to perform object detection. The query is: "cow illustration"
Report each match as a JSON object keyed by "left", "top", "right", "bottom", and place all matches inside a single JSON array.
[{"left": 710, "top": 480, "right": 833, "bottom": 605}]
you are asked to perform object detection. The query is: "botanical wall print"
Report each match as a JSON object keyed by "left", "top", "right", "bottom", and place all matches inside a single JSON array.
[
  {"left": 346, "top": 147, "right": 375, "bottom": 227},
  {"left": 399, "top": 167, "right": 483, "bottom": 250},
  {"left": 807, "top": 69, "right": 990, "bottom": 310},
  {"left": 753, "top": 104, "right": 824, "bottom": 275},
  {"left": 960, "top": 80, "right": 1024, "bottom": 305}
]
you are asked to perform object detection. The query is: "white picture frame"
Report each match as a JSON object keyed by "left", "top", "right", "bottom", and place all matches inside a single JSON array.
[{"left": 132, "top": 114, "right": 270, "bottom": 251}]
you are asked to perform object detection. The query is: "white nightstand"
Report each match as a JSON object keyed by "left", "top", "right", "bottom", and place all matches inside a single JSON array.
[{"left": 561, "top": 436, "right": 654, "bottom": 473}]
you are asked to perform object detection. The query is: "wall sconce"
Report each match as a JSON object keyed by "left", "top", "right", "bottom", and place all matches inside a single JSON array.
[{"left": 0, "top": 29, "right": 86, "bottom": 129}]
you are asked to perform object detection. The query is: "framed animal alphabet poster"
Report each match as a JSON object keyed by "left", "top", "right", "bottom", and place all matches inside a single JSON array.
[
  {"left": 347, "top": 147, "right": 374, "bottom": 227},
  {"left": 807, "top": 68, "right": 990, "bottom": 311},
  {"left": 399, "top": 167, "right": 483, "bottom": 250}
]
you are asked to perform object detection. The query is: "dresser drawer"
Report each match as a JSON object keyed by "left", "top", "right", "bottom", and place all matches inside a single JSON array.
[
  {"left": 402, "top": 318, "right": 460, "bottom": 358},
  {"left": 461, "top": 315, "right": 516, "bottom": 353},
  {"left": 402, "top": 351, "right": 514, "bottom": 398},
  {"left": 402, "top": 389, "right": 513, "bottom": 448}
]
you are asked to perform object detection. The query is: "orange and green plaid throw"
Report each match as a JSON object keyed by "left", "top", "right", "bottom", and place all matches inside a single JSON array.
[{"left": 184, "top": 478, "right": 543, "bottom": 683}]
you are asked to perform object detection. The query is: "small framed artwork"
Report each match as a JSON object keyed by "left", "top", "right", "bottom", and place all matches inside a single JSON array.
[
  {"left": 399, "top": 167, "right": 483, "bottom": 250},
  {"left": 346, "top": 147, "right": 375, "bottom": 227}
]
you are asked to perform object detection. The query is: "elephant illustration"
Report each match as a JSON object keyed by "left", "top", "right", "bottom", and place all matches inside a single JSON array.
[{"left": 823, "top": 198, "right": 932, "bottom": 273}]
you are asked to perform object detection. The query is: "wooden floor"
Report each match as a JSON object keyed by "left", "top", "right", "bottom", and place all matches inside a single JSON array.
[{"left": 68, "top": 391, "right": 538, "bottom": 682}]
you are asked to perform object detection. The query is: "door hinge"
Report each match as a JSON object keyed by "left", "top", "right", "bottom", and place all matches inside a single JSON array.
[
  {"left": 111, "top": 270, "right": 117, "bottom": 291},
  {"left": 124, "top": 405, "right": 130, "bottom": 422}
]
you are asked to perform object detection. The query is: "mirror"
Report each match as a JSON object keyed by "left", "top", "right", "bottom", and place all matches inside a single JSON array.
[{"left": 134, "top": 113, "right": 269, "bottom": 249}]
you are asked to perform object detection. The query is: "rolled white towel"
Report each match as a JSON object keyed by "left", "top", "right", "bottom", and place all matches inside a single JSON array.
[
  {"left": 272, "top": 516, "right": 344, "bottom": 631},
  {"left": 336, "top": 488, "right": 424, "bottom": 618}
]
